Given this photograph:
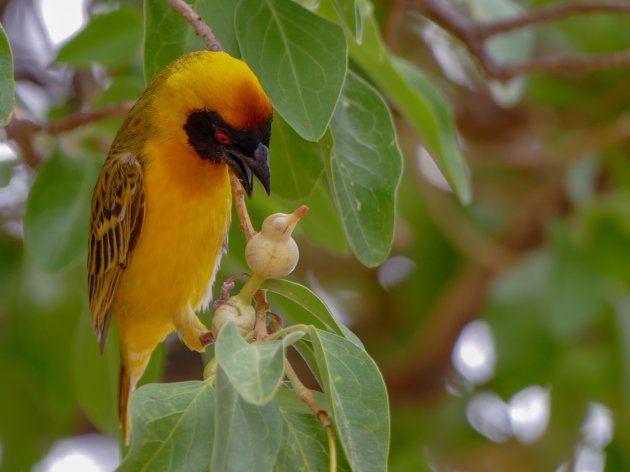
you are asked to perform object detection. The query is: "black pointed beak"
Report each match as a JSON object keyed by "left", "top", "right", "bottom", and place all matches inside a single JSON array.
[{"left": 225, "top": 143, "right": 271, "bottom": 198}]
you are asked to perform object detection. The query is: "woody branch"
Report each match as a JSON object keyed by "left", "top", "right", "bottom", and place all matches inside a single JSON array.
[{"left": 413, "top": 0, "right": 630, "bottom": 82}]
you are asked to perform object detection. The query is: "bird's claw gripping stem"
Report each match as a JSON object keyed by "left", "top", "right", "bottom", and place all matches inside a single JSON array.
[{"left": 213, "top": 272, "right": 249, "bottom": 309}]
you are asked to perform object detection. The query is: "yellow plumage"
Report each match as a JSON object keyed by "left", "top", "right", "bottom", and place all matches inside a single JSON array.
[{"left": 88, "top": 51, "right": 272, "bottom": 444}]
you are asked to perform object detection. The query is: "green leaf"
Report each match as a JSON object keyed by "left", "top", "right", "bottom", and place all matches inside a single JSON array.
[
  {"left": 392, "top": 57, "right": 471, "bottom": 203},
  {"left": 543, "top": 223, "right": 604, "bottom": 340},
  {"left": 328, "top": 71, "right": 402, "bottom": 267},
  {"left": 57, "top": 8, "right": 143, "bottom": 68},
  {"left": 310, "top": 328, "right": 390, "bottom": 472},
  {"left": 96, "top": 76, "right": 145, "bottom": 106},
  {"left": 212, "top": 367, "right": 282, "bottom": 472},
  {"left": 584, "top": 194, "right": 630, "bottom": 288},
  {"left": 143, "top": 0, "right": 240, "bottom": 82},
  {"left": 202, "top": 1, "right": 241, "bottom": 57},
  {"left": 24, "top": 152, "right": 101, "bottom": 272},
  {"left": 270, "top": 113, "right": 324, "bottom": 200},
  {"left": 330, "top": 0, "right": 362, "bottom": 41},
  {"left": 143, "top": 0, "right": 202, "bottom": 82},
  {"left": 71, "top": 305, "right": 120, "bottom": 437},
  {"left": 0, "top": 22, "right": 15, "bottom": 126},
  {"left": 336, "top": 6, "right": 471, "bottom": 204},
  {"left": 274, "top": 389, "right": 330, "bottom": 472},
  {"left": 215, "top": 321, "right": 285, "bottom": 405},
  {"left": 236, "top": 0, "right": 347, "bottom": 141},
  {"left": 119, "top": 381, "right": 215, "bottom": 472},
  {"left": 0, "top": 159, "right": 13, "bottom": 187},
  {"left": 299, "top": 180, "right": 348, "bottom": 253},
  {"left": 262, "top": 278, "right": 358, "bottom": 343}
]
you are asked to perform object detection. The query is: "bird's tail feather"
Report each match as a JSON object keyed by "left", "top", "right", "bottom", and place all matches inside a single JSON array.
[{"left": 119, "top": 363, "right": 132, "bottom": 446}]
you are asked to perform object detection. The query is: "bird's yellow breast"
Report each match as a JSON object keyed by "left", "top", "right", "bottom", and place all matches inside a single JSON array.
[{"left": 113, "top": 137, "right": 231, "bottom": 354}]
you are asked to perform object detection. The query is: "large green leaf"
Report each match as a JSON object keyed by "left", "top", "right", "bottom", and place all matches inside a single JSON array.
[
  {"left": 215, "top": 321, "right": 285, "bottom": 405},
  {"left": 298, "top": 180, "right": 348, "bottom": 253},
  {"left": 0, "top": 160, "right": 13, "bottom": 187},
  {"left": 262, "top": 278, "right": 363, "bottom": 346},
  {"left": 119, "top": 381, "right": 215, "bottom": 472},
  {"left": 56, "top": 8, "right": 143, "bottom": 68},
  {"left": 543, "top": 223, "right": 604, "bottom": 340},
  {"left": 310, "top": 328, "right": 390, "bottom": 472},
  {"left": 143, "top": 0, "right": 239, "bottom": 82},
  {"left": 24, "top": 152, "right": 101, "bottom": 272},
  {"left": 270, "top": 113, "right": 323, "bottom": 200},
  {"left": 212, "top": 367, "right": 282, "bottom": 472},
  {"left": 0, "top": 22, "right": 14, "bottom": 126},
  {"left": 71, "top": 305, "right": 120, "bottom": 438},
  {"left": 236, "top": 0, "right": 347, "bottom": 141},
  {"left": 328, "top": 71, "right": 402, "bottom": 267},
  {"left": 203, "top": 1, "right": 241, "bottom": 57},
  {"left": 330, "top": 0, "right": 362, "bottom": 41},
  {"left": 274, "top": 389, "right": 331, "bottom": 472},
  {"left": 335, "top": 6, "right": 471, "bottom": 204}
]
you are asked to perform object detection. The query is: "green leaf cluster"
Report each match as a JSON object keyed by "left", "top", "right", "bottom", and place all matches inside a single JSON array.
[{"left": 123, "top": 306, "right": 389, "bottom": 471}]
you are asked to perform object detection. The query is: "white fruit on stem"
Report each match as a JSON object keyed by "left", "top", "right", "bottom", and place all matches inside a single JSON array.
[
  {"left": 245, "top": 205, "right": 309, "bottom": 279},
  {"left": 211, "top": 296, "right": 256, "bottom": 337}
]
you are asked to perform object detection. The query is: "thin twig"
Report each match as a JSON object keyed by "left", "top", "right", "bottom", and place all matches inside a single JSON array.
[
  {"left": 254, "top": 290, "right": 270, "bottom": 341},
  {"left": 414, "top": 0, "right": 630, "bottom": 81},
  {"left": 43, "top": 101, "right": 134, "bottom": 135},
  {"left": 5, "top": 101, "right": 134, "bottom": 169},
  {"left": 166, "top": 0, "right": 223, "bottom": 52},
  {"left": 500, "top": 50, "right": 630, "bottom": 77},
  {"left": 265, "top": 324, "right": 309, "bottom": 342},
  {"left": 285, "top": 360, "right": 337, "bottom": 472},
  {"left": 229, "top": 172, "right": 256, "bottom": 239}
]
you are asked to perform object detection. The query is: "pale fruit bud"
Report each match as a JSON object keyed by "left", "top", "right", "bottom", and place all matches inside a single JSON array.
[
  {"left": 245, "top": 206, "right": 309, "bottom": 279},
  {"left": 211, "top": 296, "right": 256, "bottom": 337}
]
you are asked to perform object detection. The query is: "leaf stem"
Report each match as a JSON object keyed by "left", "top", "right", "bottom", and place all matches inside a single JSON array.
[
  {"left": 265, "top": 324, "right": 309, "bottom": 342},
  {"left": 203, "top": 356, "right": 218, "bottom": 382},
  {"left": 284, "top": 360, "right": 337, "bottom": 471},
  {"left": 254, "top": 289, "right": 270, "bottom": 341},
  {"left": 236, "top": 272, "right": 265, "bottom": 304}
]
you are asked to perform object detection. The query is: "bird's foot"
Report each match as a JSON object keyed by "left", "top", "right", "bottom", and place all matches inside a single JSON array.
[
  {"left": 174, "top": 304, "right": 211, "bottom": 352},
  {"left": 199, "top": 331, "right": 215, "bottom": 346},
  {"left": 213, "top": 272, "right": 249, "bottom": 309}
]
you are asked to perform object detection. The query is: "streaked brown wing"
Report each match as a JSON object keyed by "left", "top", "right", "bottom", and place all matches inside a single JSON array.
[{"left": 88, "top": 152, "right": 144, "bottom": 352}]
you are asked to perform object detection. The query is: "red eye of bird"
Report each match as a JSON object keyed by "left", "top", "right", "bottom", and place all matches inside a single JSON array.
[{"left": 216, "top": 132, "right": 231, "bottom": 144}]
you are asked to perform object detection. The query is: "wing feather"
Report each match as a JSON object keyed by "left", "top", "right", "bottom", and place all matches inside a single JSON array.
[{"left": 88, "top": 152, "right": 145, "bottom": 352}]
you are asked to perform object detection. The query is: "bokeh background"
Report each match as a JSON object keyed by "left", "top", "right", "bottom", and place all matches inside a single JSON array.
[{"left": 2, "top": 0, "right": 630, "bottom": 470}]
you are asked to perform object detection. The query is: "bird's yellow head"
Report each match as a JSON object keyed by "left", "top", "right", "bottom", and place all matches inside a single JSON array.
[{"left": 149, "top": 51, "right": 273, "bottom": 196}]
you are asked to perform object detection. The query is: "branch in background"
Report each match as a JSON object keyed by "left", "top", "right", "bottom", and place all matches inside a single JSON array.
[
  {"left": 476, "top": 0, "right": 630, "bottom": 37},
  {"left": 4, "top": 101, "right": 134, "bottom": 168},
  {"left": 43, "top": 101, "right": 134, "bottom": 135},
  {"left": 414, "top": 0, "right": 630, "bottom": 81}
]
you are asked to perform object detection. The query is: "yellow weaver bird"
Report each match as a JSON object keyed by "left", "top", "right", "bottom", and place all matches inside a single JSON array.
[{"left": 87, "top": 51, "right": 272, "bottom": 444}]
